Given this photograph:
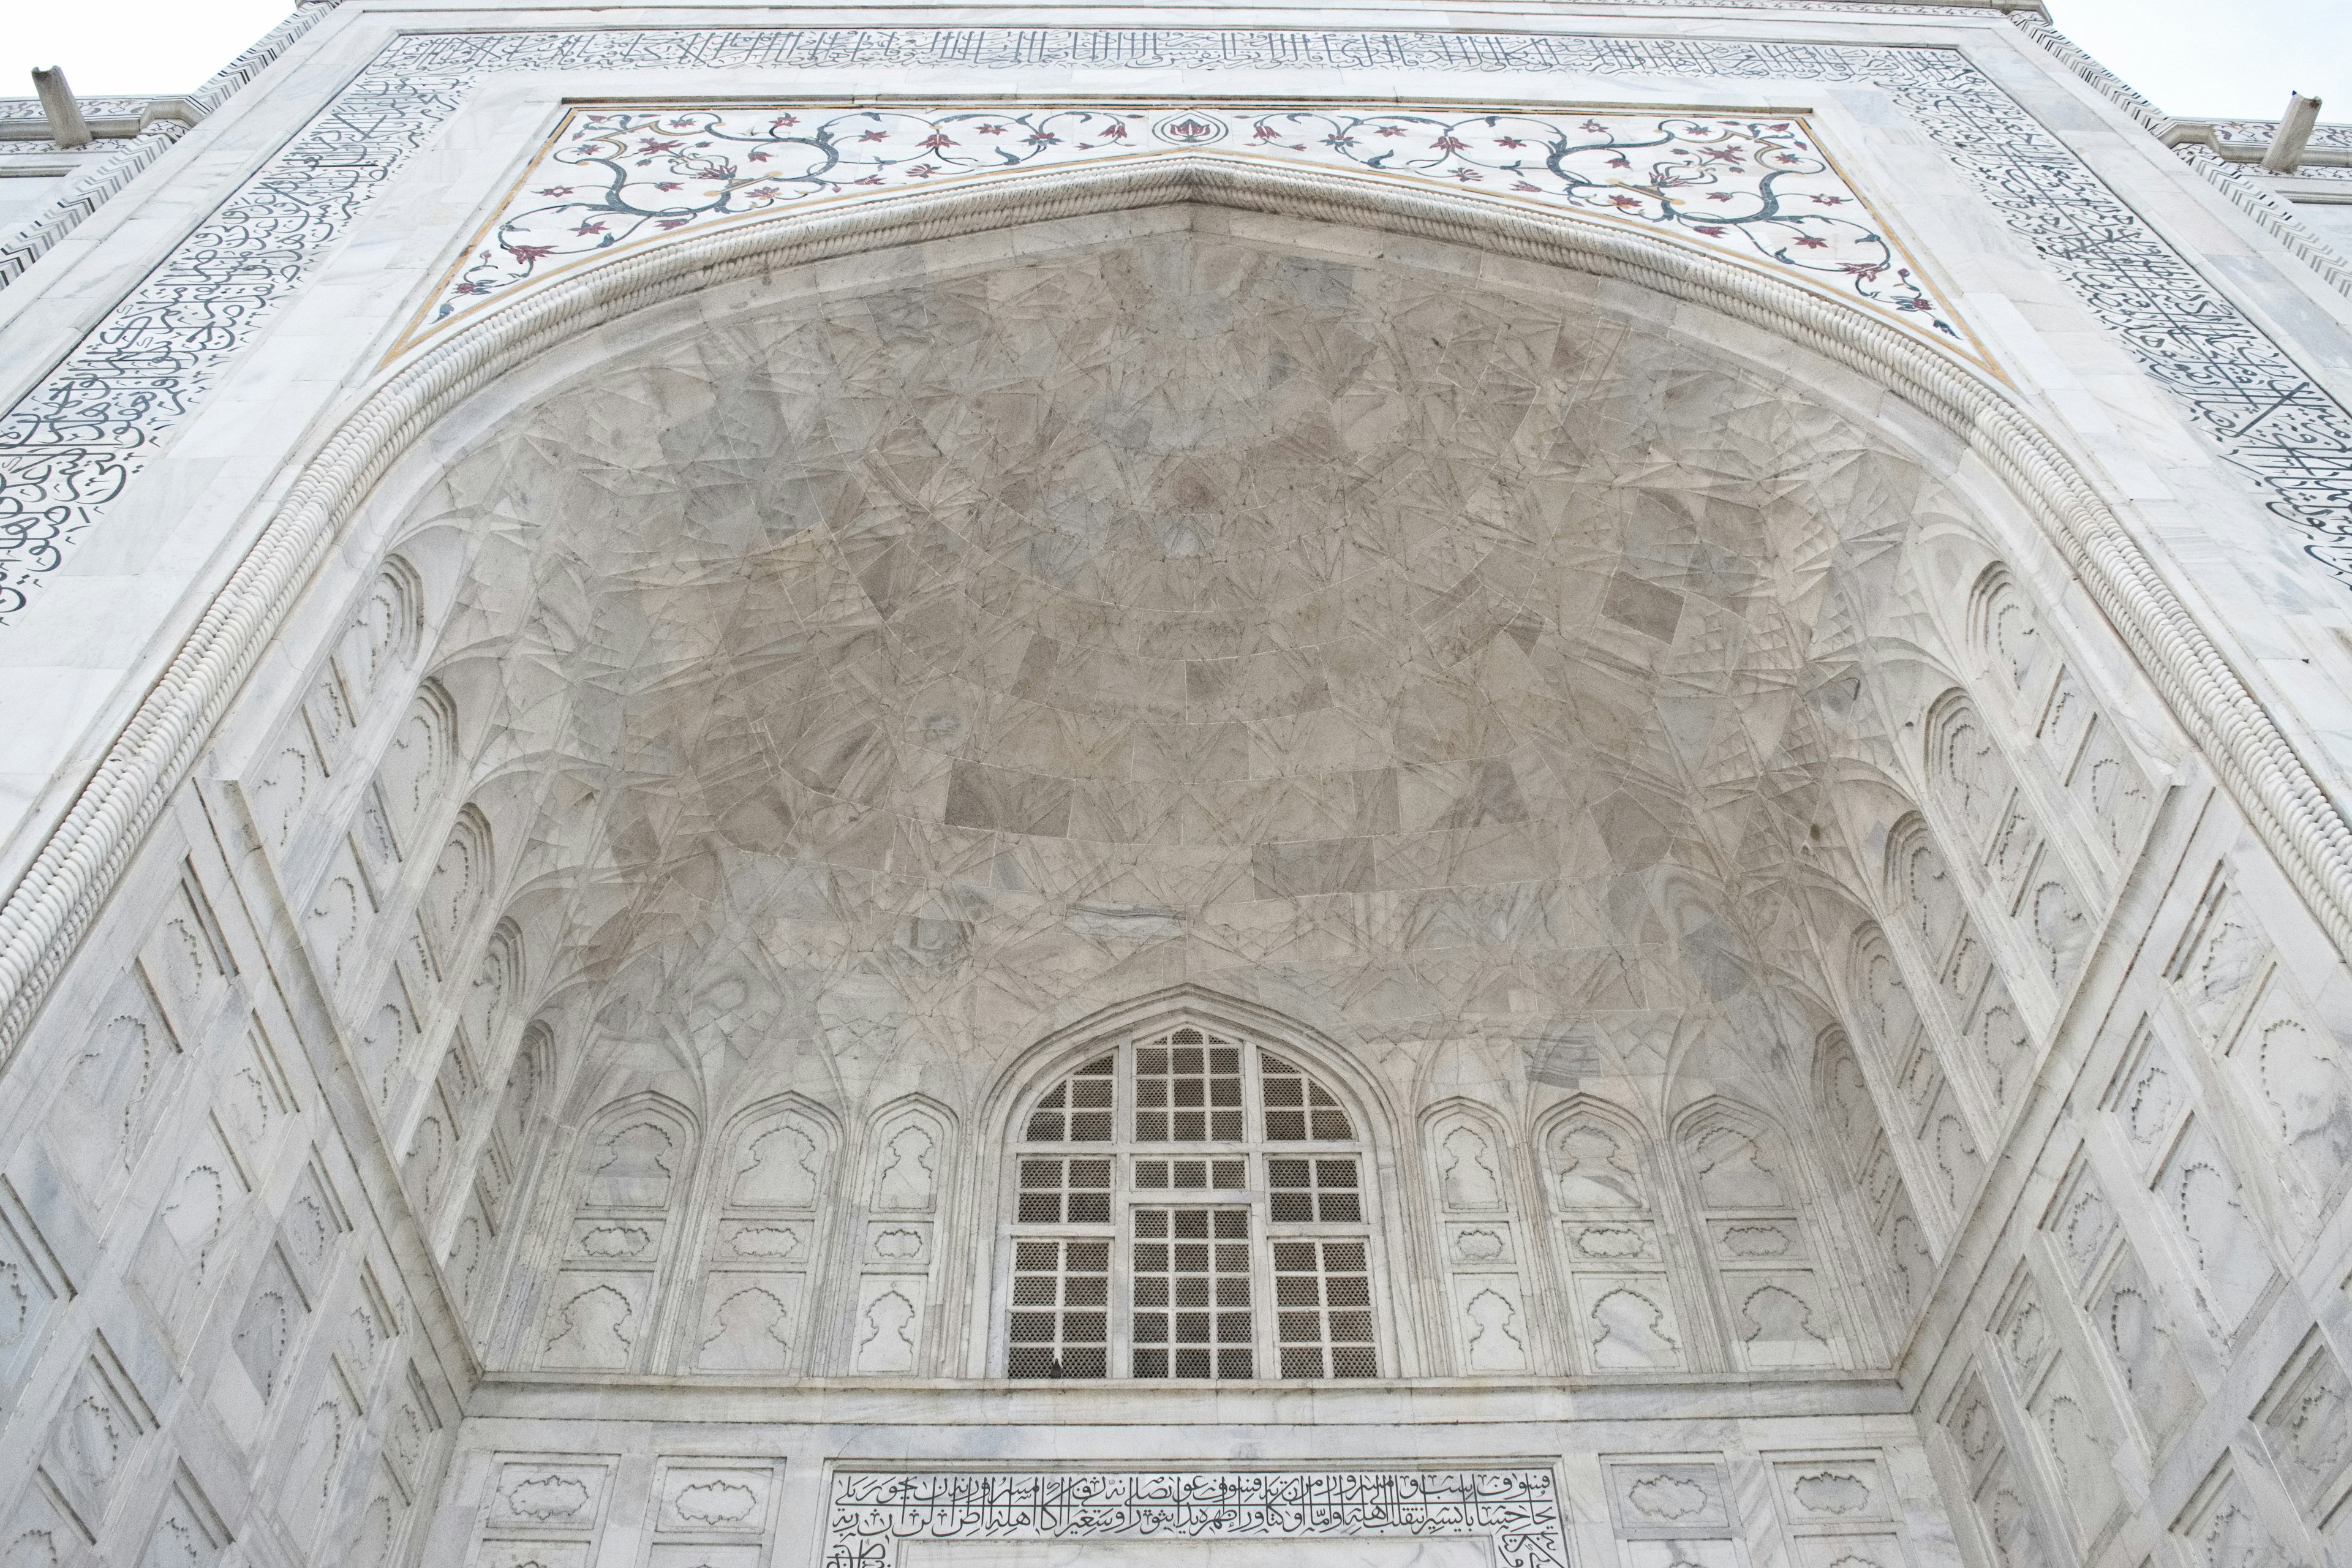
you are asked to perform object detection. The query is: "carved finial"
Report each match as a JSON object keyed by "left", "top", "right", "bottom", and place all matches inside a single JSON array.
[
  {"left": 2261, "top": 91, "right": 2323, "bottom": 173},
  {"left": 31, "top": 66, "right": 92, "bottom": 150}
]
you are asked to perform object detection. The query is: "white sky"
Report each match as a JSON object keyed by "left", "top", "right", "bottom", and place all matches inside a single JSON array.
[{"left": 0, "top": 0, "right": 2344, "bottom": 121}]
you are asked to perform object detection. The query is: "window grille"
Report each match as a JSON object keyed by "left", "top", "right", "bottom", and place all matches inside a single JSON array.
[
  {"left": 1027, "top": 1054, "right": 1114, "bottom": 1142},
  {"left": 1008, "top": 1237, "right": 1110, "bottom": 1378},
  {"left": 1269, "top": 1156, "right": 1361, "bottom": 1222},
  {"left": 1003, "top": 1025, "right": 1377, "bottom": 1381},
  {"left": 1262, "top": 1052, "right": 1354, "bottom": 1140},
  {"left": 1131, "top": 1206, "right": 1253, "bottom": 1378},
  {"left": 1134, "top": 1030, "right": 1244, "bottom": 1140},
  {"left": 1273, "top": 1238, "right": 1376, "bottom": 1378}
]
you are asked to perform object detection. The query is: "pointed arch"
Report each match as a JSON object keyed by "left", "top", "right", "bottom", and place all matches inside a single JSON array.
[
  {"left": 533, "top": 1091, "right": 698, "bottom": 1373},
  {"left": 864, "top": 1096, "right": 954, "bottom": 1217},
  {"left": 420, "top": 804, "right": 494, "bottom": 967},
  {"left": 1814, "top": 1027, "right": 1940, "bottom": 1329},
  {"left": 992, "top": 987, "right": 1391, "bottom": 1383},
  {"left": 374, "top": 677, "right": 458, "bottom": 851},
  {"left": 1419, "top": 1098, "right": 1536, "bottom": 1376},
  {"left": 334, "top": 553, "right": 426, "bottom": 709},
  {"left": 986, "top": 985, "right": 1396, "bottom": 1156},
  {"left": 442, "top": 1017, "right": 559, "bottom": 1339},
  {"left": 1670, "top": 1093, "right": 1850, "bottom": 1371},
  {"left": 1531, "top": 1094, "right": 1657, "bottom": 1216},
  {"left": 1422, "top": 1099, "right": 1513, "bottom": 1217},
  {"left": 1532, "top": 1093, "right": 1684, "bottom": 1374},
  {"left": 14, "top": 151, "right": 2352, "bottom": 1116},
  {"left": 459, "top": 916, "right": 525, "bottom": 1067},
  {"left": 1967, "top": 563, "right": 2049, "bottom": 702},
  {"left": 1923, "top": 687, "right": 2015, "bottom": 856},
  {"left": 685, "top": 1093, "right": 841, "bottom": 1374}
]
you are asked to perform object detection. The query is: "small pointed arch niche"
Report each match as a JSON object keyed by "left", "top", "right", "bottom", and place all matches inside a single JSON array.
[
  {"left": 459, "top": 916, "right": 527, "bottom": 1069},
  {"left": 374, "top": 677, "right": 460, "bottom": 850},
  {"left": 840, "top": 1096, "right": 959, "bottom": 1379},
  {"left": 1923, "top": 687, "right": 2016, "bottom": 858},
  {"left": 1672, "top": 1095, "right": 1851, "bottom": 1372},
  {"left": 334, "top": 552, "right": 427, "bottom": 711},
  {"left": 864, "top": 1096, "right": 954, "bottom": 1218},
  {"left": 1812, "top": 1027, "right": 1939, "bottom": 1327},
  {"left": 1532, "top": 1095, "right": 1686, "bottom": 1375},
  {"left": 994, "top": 1000, "right": 1390, "bottom": 1384},
  {"left": 420, "top": 804, "right": 494, "bottom": 969},
  {"left": 1419, "top": 1098, "right": 1541, "bottom": 1378},
  {"left": 444, "top": 1017, "right": 557, "bottom": 1335},
  {"left": 533, "top": 1091, "right": 698, "bottom": 1374},
  {"left": 690, "top": 1094, "right": 842, "bottom": 1375}
]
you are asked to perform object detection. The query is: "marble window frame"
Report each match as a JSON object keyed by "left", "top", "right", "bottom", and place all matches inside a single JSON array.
[{"left": 988, "top": 1014, "right": 1394, "bottom": 1384}]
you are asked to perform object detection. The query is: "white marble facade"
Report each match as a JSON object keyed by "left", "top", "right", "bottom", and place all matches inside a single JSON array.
[{"left": 1, "top": 4, "right": 2351, "bottom": 1568}]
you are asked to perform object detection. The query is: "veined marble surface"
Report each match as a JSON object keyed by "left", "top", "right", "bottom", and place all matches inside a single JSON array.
[{"left": 0, "top": 7, "right": 2348, "bottom": 1568}]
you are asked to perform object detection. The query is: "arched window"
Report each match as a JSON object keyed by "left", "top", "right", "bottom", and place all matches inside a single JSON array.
[{"left": 1004, "top": 1022, "right": 1377, "bottom": 1382}]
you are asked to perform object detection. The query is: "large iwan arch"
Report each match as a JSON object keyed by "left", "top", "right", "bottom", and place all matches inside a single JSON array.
[{"left": 2, "top": 28, "right": 2350, "bottom": 1566}]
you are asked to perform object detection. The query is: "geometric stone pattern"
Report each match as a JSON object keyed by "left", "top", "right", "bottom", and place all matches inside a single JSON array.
[
  {"left": 3, "top": 24, "right": 2352, "bottom": 619},
  {"left": 819, "top": 1471, "right": 1569, "bottom": 1567},
  {"left": 407, "top": 102, "right": 1975, "bottom": 360}
]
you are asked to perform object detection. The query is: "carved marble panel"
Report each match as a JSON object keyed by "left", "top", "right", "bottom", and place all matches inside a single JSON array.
[
  {"left": 1606, "top": 1459, "right": 1734, "bottom": 1540},
  {"left": 38, "top": 1344, "right": 154, "bottom": 1540},
  {"left": 2252, "top": 1331, "right": 2352, "bottom": 1524},
  {"left": 821, "top": 1471, "right": 1567, "bottom": 1566},
  {"left": 471, "top": 1455, "right": 616, "bottom": 1568}
]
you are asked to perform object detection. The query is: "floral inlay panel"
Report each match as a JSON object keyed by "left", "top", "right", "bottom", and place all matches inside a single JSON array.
[
  {"left": 821, "top": 1469, "right": 1569, "bottom": 1566},
  {"left": 406, "top": 103, "right": 1977, "bottom": 363}
]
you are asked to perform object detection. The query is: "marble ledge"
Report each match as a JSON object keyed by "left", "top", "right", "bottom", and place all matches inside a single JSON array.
[{"left": 459, "top": 1371, "right": 1920, "bottom": 1426}]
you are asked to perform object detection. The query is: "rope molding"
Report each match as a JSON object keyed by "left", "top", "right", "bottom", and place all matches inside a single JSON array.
[{"left": 1, "top": 154, "right": 2348, "bottom": 1057}]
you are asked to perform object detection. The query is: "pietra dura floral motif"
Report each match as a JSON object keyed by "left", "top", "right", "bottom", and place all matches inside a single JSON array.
[
  {"left": 4, "top": 26, "right": 2352, "bottom": 617},
  {"left": 414, "top": 104, "right": 1970, "bottom": 358}
]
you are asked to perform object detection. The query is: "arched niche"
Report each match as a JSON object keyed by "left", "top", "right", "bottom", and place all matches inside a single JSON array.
[
  {"left": 529, "top": 1091, "right": 699, "bottom": 1374},
  {"left": 1669, "top": 1094, "right": 1860, "bottom": 1373},
  {"left": 684, "top": 1094, "right": 843, "bottom": 1375}
]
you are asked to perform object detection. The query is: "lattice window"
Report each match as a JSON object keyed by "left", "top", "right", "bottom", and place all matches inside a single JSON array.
[
  {"left": 1270, "top": 1156, "right": 1360, "bottom": 1221},
  {"left": 1263, "top": 1052, "right": 1354, "bottom": 1140},
  {"left": 1134, "top": 1029, "right": 1244, "bottom": 1141},
  {"left": 1026, "top": 1054, "right": 1114, "bottom": 1142},
  {"left": 1274, "top": 1238, "right": 1375, "bottom": 1378},
  {"left": 1003, "top": 1023, "right": 1378, "bottom": 1381},
  {"left": 1017, "top": 1157, "right": 1111, "bottom": 1223},
  {"left": 1008, "top": 1238, "right": 1110, "bottom": 1378},
  {"left": 1132, "top": 1206, "right": 1253, "bottom": 1378}
]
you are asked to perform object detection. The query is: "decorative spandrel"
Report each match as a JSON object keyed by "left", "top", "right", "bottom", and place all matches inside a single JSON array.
[
  {"left": 820, "top": 1469, "right": 1569, "bottom": 1566},
  {"left": 399, "top": 102, "right": 1981, "bottom": 366},
  {"left": 7, "top": 26, "right": 2352, "bottom": 617}
]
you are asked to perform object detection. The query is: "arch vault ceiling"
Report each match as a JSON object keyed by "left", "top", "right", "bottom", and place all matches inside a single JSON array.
[{"left": 412, "top": 224, "right": 1953, "bottom": 1121}]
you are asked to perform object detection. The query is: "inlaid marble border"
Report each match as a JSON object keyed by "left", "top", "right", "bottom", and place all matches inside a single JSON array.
[{"left": 819, "top": 1469, "right": 1570, "bottom": 1566}]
